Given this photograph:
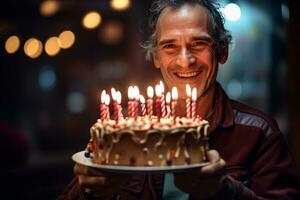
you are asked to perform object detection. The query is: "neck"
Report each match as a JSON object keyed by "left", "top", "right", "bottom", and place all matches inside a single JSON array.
[{"left": 176, "top": 84, "right": 216, "bottom": 118}]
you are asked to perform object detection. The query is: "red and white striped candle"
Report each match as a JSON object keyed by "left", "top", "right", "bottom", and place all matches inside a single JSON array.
[
  {"left": 191, "top": 88, "right": 197, "bottom": 119},
  {"left": 100, "top": 90, "right": 107, "bottom": 121},
  {"left": 166, "top": 92, "right": 171, "bottom": 118},
  {"left": 155, "top": 84, "right": 162, "bottom": 120},
  {"left": 147, "top": 86, "right": 154, "bottom": 117},
  {"left": 128, "top": 86, "right": 134, "bottom": 117},
  {"left": 139, "top": 95, "right": 147, "bottom": 116},
  {"left": 159, "top": 81, "right": 166, "bottom": 118},
  {"left": 171, "top": 87, "right": 178, "bottom": 118},
  {"left": 104, "top": 94, "right": 110, "bottom": 120},
  {"left": 186, "top": 84, "right": 192, "bottom": 119},
  {"left": 133, "top": 86, "right": 140, "bottom": 118},
  {"left": 116, "top": 91, "right": 123, "bottom": 120}
]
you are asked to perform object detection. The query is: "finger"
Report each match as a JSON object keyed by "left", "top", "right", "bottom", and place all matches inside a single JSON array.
[
  {"left": 201, "top": 158, "right": 226, "bottom": 175},
  {"left": 206, "top": 149, "right": 221, "bottom": 163}
]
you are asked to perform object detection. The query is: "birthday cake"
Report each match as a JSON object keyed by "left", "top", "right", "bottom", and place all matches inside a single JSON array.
[{"left": 84, "top": 83, "right": 209, "bottom": 166}]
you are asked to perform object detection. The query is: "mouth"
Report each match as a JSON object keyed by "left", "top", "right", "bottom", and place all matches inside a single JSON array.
[{"left": 174, "top": 71, "right": 201, "bottom": 78}]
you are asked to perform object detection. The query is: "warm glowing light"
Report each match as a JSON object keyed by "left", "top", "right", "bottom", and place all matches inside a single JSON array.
[
  {"left": 155, "top": 85, "right": 162, "bottom": 97},
  {"left": 99, "top": 20, "right": 123, "bottom": 45},
  {"left": 186, "top": 84, "right": 191, "bottom": 97},
  {"left": 128, "top": 86, "right": 134, "bottom": 100},
  {"left": 166, "top": 92, "right": 171, "bottom": 104},
  {"left": 101, "top": 90, "right": 107, "bottom": 103},
  {"left": 82, "top": 11, "right": 102, "bottom": 29},
  {"left": 192, "top": 88, "right": 197, "bottom": 101},
  {"left": 5, "top": 35, "right": 20, "bottom": 54},
  {"left": 40, "top": 0, "right": 61, "bottom": 17},
  {"left": 59, "top": 30, "right": 75, "bottom": 49},
  {"left": 159, "top": 81, "right": 165, "bottom": 93},
  {"left": 147, "top": 86, "right": 154, "bottom": 98},
  {"left": 110, "top": 0, "right": 131, "bottom": 11},
  {"left": 111, "top": 88, "right": 117, "bottom": 100},
  {"left": 24, "top": 38, "right": 43, "bottom": 59},
  {"left": 133, "top": 86, "right": 140, "bottom": 101},
  {"left": 116, "top": 91, "right": 122, "bottom": 104},
  {"left": 139, "top": 95, "right": 145, "bottom": 104},
  {"left": 45, "top": 36, "right": 61, "bottom": 56},
  {"left": 104, "top": 94, "right": 110, "bottom": 105},
  {"left": 171, "top": 87, "right": 178, "bottom": 100}
]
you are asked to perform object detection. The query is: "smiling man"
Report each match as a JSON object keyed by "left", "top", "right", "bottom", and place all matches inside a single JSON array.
[{"left": 58, "top": 1, "right": 300, "bottom": 199}]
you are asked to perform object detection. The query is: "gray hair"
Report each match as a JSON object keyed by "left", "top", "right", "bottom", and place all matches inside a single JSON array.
[{"left": 141, "top": 0, "right": 232, "bottom": 61}]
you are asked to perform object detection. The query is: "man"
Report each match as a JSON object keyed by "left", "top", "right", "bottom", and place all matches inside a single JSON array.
[{"left": 58, "top": 0, "right": 300, "bottom": 199}]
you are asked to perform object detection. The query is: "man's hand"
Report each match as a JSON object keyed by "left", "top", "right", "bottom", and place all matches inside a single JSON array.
[
  {"left": 74, "top": 163, "right": 127, "bottom": 198},
  {"left": 174, "top": 150, "right": 227, "bottom": 199}
]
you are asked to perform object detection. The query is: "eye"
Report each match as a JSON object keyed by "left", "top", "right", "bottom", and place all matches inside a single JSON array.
[
  {"left": 191, "top": 40, "right": 208, "bottom": 47},
  {"left": 163, "top": 43, "right": 176, "bottom": 49}
]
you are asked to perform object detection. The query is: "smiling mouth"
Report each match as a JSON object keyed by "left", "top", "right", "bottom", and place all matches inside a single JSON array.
[{"left": 175, "top": 71, "right": 201, "bottom": 78}]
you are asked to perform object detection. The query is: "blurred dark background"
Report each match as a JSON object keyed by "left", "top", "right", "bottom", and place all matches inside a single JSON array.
[{"left": 0, "top": 0, "right": 299, "bottom": 199}]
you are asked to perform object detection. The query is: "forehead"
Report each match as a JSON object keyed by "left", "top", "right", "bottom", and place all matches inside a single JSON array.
[{"left": 156, "top": 4, "right": 212, "bottom": 40}]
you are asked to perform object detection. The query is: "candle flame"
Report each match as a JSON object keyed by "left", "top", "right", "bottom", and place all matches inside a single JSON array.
[
  {"left": 166, "top": 92, "right": 171, "bottom": 104},
  {"left": 159, "top": 81, "right": 165, "bottom": 93},
  {"left": 186, "top": 84, "right": 191, "bottom": 97},
  {"left": 128, "top": 86, "right": 133, "bottom": 100},
  {"left": 111, "top": 87, "right": 116, "bottom": 100},
  {"left": 133, "top": 86, "right": 140, "bottom": 100},
  {"left": 104, "top": 94, "right": 110, "bottom": 105},
  {"left": 155, "top": 84, "right": 161, "bottom": 97},
  {"left": 171, "top": 87, "right": 178, "bottom": 100},
  {"left": 139, "top": 95, "right": 145, "bottom": 104},
  {"left": 116, "top": 91, "right": 122, "bottom": 104},
  {"left": 147, "top": 86, "right": 154, "bottom": 98},
  {"left": 192, "top": 88, "right": 197, "bottom": 101},
  {"left": 101, "top": 90, "right": 107, "bottom": 103}
]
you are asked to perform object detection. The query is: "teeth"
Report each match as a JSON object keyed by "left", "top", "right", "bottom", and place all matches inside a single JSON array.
[{"left": 176, "top": 72, "right": 199, "bottom": 78}]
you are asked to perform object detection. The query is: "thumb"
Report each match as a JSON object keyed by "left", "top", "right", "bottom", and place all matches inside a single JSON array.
[{"left": 206, "top": 149, "right": 221, "bottom": 163}]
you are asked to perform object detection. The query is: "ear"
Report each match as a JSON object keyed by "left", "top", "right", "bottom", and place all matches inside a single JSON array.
[
  {"left": 153, "top": 53, "right": 161, "bottom": 69},
  {"left": 219, "top": 46, "right": 228, "bottom": 64}
]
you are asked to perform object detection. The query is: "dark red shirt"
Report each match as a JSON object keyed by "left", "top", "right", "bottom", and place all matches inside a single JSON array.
[{"left": 58, "top": 83, "right": 300, "bottom": 199}]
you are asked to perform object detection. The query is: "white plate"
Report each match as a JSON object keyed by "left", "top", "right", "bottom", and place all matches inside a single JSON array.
[{"left": 72, "top": 151, "right": 209, "bottom": 174}]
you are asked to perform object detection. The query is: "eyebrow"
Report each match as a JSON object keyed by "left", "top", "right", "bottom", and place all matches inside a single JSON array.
[{"left": 158, "top": 36, "right": 213, "bottom": 46}]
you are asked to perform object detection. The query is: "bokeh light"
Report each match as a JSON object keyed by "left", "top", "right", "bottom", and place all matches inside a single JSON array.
[
  {"left": 40, "top": 0, "right": 61, "bottom": 17},
  {"left": 110, "top": 0, "right": 131, "bottom": 11},
  {"left": 5, "top": 35, "right": 21, "bottom": 54},
  {"left": 38, "top": 66, "right": 56, "bottom": 91},
  {"left": 222, "top": 3, "right": 241, "bottom": 22},
  {"left": 82, "top": 11, "right": 102, "bottom": 30},
  {"left": 67, "top": 92, "right": 87, "bottom": 113},
  {"left": 24, "top": 38, "right": 43, "bottom": 59},
  {"left": 99, "top": 20, "right": 123, "bottom": 45},
  {"left": 45, "top": 36, "right": 61, "bottom": 56},
  {"left": 58, "top": 30, "right": 75, "bottom": 49}
]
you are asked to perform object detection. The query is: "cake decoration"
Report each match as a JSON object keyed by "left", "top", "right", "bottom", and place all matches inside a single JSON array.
[{"left": 85, "top": 82, "right": 210, "bottom": 167}]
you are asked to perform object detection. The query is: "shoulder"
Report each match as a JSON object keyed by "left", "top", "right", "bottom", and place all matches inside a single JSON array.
[{"left": 230, "top": 100, "right": 280, "bottom": 137}]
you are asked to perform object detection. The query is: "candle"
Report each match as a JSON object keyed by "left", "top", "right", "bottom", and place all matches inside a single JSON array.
[
  {"left": 116, "top": 91, "right": 123, "bottom": 119},
  {"left": 111, "top": 88, "right": 118, "bottom": 122},
  {"left": 100, "top": 90, "right": 107, "bottom": 121},
  {"left": 191, "top": 88, "right": 197, "bottom": 119},
  {"left": 186, "top": 84, "right": 191, "bottom": 119},
  {"left": 139, "top": 95, "right": 147, "bottom": 116},
  {"left": 128, "top": 86, "right": 134, "bottom": 117},
  {"left": 155, "top": 84, "right": 162, "bottom": 119},
  {"left": 133, "top": 86, "right": 140, "bottom": 118},
  {"left": 166, "top": 92, "right": 171, "bottom": 117},
  {"left": 160, "top": 81, "right": 166, "bottom": 118},
  {"left": 147, "top": 86, "right": 154, "bottom": 117},
  {"left": 171, "top": 87, "right": 178, "bottom": 118},
  {"left": 104, "top": 94, "right": 110, "bottom": 120}
]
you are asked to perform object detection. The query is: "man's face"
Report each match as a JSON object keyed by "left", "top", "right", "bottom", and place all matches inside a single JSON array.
[{"left": 153, "top": 4, "right": 227, "bottom": 99}]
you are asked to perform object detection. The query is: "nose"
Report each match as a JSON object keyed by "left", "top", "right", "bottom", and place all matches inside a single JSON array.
[{"left": 176, "top": 48, "right": 196, "bottom": 68}]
